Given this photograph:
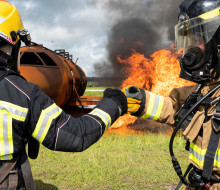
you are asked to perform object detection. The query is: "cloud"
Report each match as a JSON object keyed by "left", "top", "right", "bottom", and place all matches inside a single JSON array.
[{"left": 10, "top": 0, "right": 108, "bottom": 76}]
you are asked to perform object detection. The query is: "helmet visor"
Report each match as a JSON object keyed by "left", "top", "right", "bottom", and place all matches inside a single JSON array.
[{"left": 175, "top": 7, "right": 220, "bottom": 55}]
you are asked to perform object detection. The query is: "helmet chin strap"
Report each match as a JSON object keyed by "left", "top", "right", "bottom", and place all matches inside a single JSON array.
[
  {"left": 0, "top": 41, "right": 21, "bottom": 72},
  {"left": 9, "top": 42, "right": 20, "bottom": 72},
  {"left": 0, "top": 56, "right": 8, "bottom": 68},
  {"left": 0, "top": 49, "right": 13, "bottom": 62}
]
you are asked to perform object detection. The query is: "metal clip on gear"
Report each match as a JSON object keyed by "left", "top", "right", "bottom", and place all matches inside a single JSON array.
[{"left": 169, "top": 84, "right": 220, "bottom": 188}]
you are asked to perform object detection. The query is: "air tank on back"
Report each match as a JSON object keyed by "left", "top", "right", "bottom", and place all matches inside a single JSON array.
[{"left": 19, "top": 43, "right": 87, "bottom": 107}]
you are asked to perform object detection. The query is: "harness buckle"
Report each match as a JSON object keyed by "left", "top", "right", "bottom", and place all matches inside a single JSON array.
[{"left": 212, "top": 112, "right": 220, "bottom": 132}]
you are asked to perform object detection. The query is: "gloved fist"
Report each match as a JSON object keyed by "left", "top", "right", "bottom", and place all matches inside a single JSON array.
[
  {"left": 121, "top": 85, "right": 146, "bottom": 117},
  {"left": 103, "top": 88, "right": 127, "bottom": 116}
]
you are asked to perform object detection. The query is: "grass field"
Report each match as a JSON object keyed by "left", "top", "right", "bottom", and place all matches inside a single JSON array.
[
  {"left": 84, "top": 86, "right": 120, "bottom": 97},
  {"left": 30, "top": 87, "right": 189, "bottom": 190},
  {"left": 31, "top": 133, "right": 189, "bottom": 190}
]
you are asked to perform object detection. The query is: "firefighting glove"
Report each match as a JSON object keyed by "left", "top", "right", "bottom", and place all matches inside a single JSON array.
[
  {"left": 121, "top": 85, "right": 146, "bottom": 117},
  {"left": 103, "top": 88, "right": 127, "bottom": 116}
]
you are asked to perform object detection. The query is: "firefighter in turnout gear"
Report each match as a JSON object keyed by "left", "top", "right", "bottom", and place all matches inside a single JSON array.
[
  {"left": 0, "top": 1, "right": 127, "bottom": 189},
  {"left": 122, "top": 0, "right": 220, "bottom": 189}
]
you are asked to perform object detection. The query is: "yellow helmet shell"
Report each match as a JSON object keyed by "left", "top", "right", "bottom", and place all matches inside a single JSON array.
[{"left": 0, "top": 0, "right": 24, "bottom": 45}]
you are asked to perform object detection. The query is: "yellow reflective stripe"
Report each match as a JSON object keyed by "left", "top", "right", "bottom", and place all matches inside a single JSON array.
[
  {"left": 141, "top": 92, "right": 155, "bottom": 119},
  {"left": 217, "top": 148, "right": 220, "bottom": 156},
  {"left": 214, "top": 159, "right": 220, "bottom": 168},
  {"left": 0, "top": 114, "right": 4, "bottom": 159},
  {"left": 90, "top": 108, "right": 111, "bottom": 131},
  {"left": 180, "top": 185, "right": 185, "bottom": 190},
  {"left": 0, "top": 154, "right": 12, "bottom": 160},
  {"left": 8, "top": 116, "right": 13, "bottom": 159},
  {"left": 0, "top": 101, "right": 28, "bottom": 121},
  {"left": 0, "top": 110, "right": 26, "bottom": 121},
  {"left": 190, "top": 143, "right": 206, "bottom": 155},
  {"left": 0, "top": 101, "right": 28, "bottom": 114},
  {"left": 189, "top": 142, "right": 220, "bottom": 168},
  {"left": 32, "top": 103, "right": 62, "bottom": 143},
  {"left": 0, "top": 101, "right": 28, "bottom": 160},
  {"left": 189, "top": 153, "right": 204, "bottom": 168},
  {"left": 141, "top": 92, "right": 164, "bottom": 121},
  {"left": 199, "top": 7, "right": 220, "bottom": 20},
  {"left": 153, "top": 96, "right": 164, "bottom": 120}
]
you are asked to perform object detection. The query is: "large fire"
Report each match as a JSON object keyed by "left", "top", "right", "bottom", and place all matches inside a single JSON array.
[{"left": 106, "top": 47, "right": 194, "bottom": 135}]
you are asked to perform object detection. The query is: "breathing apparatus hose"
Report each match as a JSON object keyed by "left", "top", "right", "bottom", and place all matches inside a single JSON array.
[{"left": 169, "top": 84, "right": 220, "bottom": 187}]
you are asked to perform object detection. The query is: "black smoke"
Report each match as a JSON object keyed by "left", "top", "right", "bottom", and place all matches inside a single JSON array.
[{"left": 92, "top": 0, "right": 183, "bottom": 86}]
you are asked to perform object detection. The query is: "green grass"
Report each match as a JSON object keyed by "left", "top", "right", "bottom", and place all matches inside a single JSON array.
[
  {"left": 83, "top": 86, "right": 120, "bottom": 97},
  {"left": 83, "top": 91, "right": 104, "bottom": 97},
  {"left": 31, "top": 134, "right": 189, "bottom": 190},
  {"left": 85, "top": 87, "right": 108, "bottom": 90}
]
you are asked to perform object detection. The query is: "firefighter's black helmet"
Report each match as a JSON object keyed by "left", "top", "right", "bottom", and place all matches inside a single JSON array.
[{"left": 176, "top": 0, "right": 220, "bottom": 83}]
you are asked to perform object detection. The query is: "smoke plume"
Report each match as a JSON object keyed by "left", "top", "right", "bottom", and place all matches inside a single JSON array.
[{"left": 92, "top": 0, "right": 183, "bottom": 86}]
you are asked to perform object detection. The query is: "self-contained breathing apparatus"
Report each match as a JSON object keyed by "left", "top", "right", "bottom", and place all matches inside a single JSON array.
[{"left": 170, "top": 82, "right": 220, "bottom": 189}]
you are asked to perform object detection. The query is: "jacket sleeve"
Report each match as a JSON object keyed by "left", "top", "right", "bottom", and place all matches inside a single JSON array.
[
  {"left": 27, "top": 85, "right": 121, "bottom": 152},
  {"left": 140, "top": 85, "right": 197, "bottom": 126}
]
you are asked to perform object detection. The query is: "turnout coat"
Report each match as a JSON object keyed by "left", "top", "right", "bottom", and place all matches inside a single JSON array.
[{"left": 141, "top": 78, "right": 220, "bottom": 190}]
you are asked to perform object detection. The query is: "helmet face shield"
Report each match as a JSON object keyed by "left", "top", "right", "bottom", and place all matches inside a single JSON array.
[{"left": 175, "top": 7, "right": 220, "bottom": 55}]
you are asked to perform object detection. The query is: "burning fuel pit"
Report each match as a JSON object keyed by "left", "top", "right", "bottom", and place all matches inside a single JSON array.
[
  {"left": 106, "top": 114, "right": 173, "bottom": 136},
  {"left": 128, "top": 119, "right": 173, "bottom": 134}
]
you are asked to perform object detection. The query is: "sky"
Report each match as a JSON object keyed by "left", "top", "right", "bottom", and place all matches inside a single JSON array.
[{"left": 10, "top": 0, "right": 182, "bottom": 77}]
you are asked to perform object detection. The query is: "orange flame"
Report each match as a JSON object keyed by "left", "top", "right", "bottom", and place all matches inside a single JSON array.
[{"left": 107, "top": 47, "right": 194, "bottom": 134}]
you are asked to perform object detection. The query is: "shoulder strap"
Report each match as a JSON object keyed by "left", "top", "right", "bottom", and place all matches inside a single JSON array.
[
  {"left": 20, "top": 150, "right": 36, "bottom": 190},
  {"left": 202, "top": 101, "right": 220, "bottom": 180}
]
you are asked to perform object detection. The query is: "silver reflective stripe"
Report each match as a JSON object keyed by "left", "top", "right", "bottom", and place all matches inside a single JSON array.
[
  {"left": 189, "top": 145, "right": 220, "bottom": 167},
  {"left": 32, "top": 104, "right": 62, "bottom": 143},
  {"left": 148, "top": 94, "right": 160, "bottom": 119},
  {"left": 141, "top": 92, "right": 164, "bottom": 120},
  {"left": 189, "top": 147, "right": 205, "bottom": 161},
  {"left": 3, "top": 114, "right": 10, "bottom": 160},
  {"left": 90, "top": 108, "right": 111, "bottom": 131},
  {"left": 0, "top": 101, "right": 28, "bottom": 160},
  {"left": 36, "top": 107, "right": 59, "bottom": 140},
  {"left": 0, "top": 101, "right": 28, "bottom": 119}
]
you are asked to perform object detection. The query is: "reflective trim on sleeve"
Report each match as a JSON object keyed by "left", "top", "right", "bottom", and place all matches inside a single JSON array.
[
  {"left": 0, "top": 101, "right": 28, "bottom": 121},
  {"left": 189, "top": 142, "right": 220, "bottom": 168},
  {"left": 32, "top": 103, "right": 62, "bottom": 143},
  {"left": 0, "top": 101, "right": 28, "bottom": 160},
  {"left": 141, "top": 92, "right": 164, "bottom": 121},
  {"left": 89, "top": 108, "right": 111, "bottom": 131}
]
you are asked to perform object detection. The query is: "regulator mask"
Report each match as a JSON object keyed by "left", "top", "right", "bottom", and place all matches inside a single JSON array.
[{"left": 175, "top": 5, "right": 220, "bottom": 83}]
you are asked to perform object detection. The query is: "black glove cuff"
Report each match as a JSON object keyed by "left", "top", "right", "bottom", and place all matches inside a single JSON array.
[
  {"left": 103, "top": 88, "right": 127, "bottom": 116},
  {"left": 95, "top": 98, "right": 121, "bottom": 123},
  {"left": 131, "top": 89, "right": 146, "bottom": 117}
]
